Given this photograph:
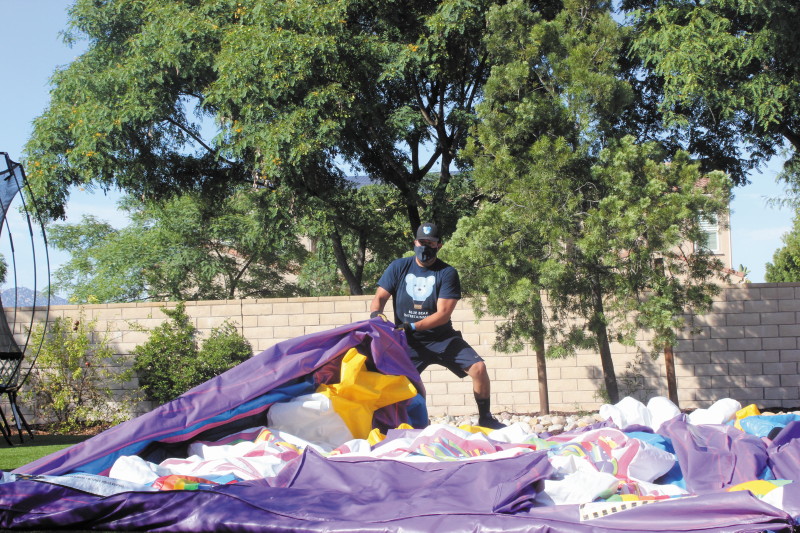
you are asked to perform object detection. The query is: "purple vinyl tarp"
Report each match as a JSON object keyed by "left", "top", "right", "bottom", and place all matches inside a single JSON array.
[
  {"left": 14, "top": 319, "right": 422, "bottom": 477},
  {"left": 0, "top": 459, "right": 793, "bottom": 532},
  {"left": 0, "top": 320, "right": 799, "bottom": 532}
]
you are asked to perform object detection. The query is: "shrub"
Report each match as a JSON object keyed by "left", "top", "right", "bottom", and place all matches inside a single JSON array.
[
  {"left": 131, "top": 302, "right": 252, "bottom": 404},
  {"left": 131, "top": 302, "right": 197, "bottom": 404},
  {"left": 24, "top": 310, "right": 132, "bottom": 433},
  {"left": 195, "top": 321, "right": 254, "bottom": 384}
]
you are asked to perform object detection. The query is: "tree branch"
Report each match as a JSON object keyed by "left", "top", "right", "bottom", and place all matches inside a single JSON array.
[
  {"left": 415, "top": 76, "right": 439, "bottom": 128},
  {"left": 163, "top": 116, "right": 236, "bottom": 165},
  {"left": 780, "top": 124, "right": 800, "bottom": 153}
]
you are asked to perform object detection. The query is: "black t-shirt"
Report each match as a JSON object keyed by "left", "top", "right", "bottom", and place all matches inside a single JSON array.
[{"left": 377, "top": 256, "right": 461, "bottom": 340}]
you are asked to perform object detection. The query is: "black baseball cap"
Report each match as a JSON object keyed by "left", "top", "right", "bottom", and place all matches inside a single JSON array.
[{"left": 416, "top": 222, "right": 440, "bottom": 242}]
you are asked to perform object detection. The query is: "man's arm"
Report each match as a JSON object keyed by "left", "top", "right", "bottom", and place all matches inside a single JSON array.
[
  {"left": 370, "top": 287, "right": 392, "bottom": 314},
  {"left": 412, "top": 298, "right": 458, "bottom": 331}
]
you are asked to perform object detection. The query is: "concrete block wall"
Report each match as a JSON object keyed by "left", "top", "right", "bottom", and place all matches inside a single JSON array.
[{"left": 3, "top": 283, "right": 800, "bottom": 422}]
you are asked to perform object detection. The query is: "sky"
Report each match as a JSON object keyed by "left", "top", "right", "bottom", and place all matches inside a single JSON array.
[{"left": 0, "top": 1, "right": 796, "bottom": 289}]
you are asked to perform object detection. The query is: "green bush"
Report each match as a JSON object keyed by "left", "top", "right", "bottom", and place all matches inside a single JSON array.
[
  {"left": 25, "top": 310, "right": 132, "bottom": 433},
  {"left": 195, "top": 321, "right": 254, "bottom": 384},
  {"left": 131, "top": 302, "right": 252, "bottom": 404}
]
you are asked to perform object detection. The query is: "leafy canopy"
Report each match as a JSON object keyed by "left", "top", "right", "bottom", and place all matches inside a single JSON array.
[
  {"left": 626, "top": 0, "right": 800, "bottom": 186},
  {"left": 25, "top": 0, "right": 493, "bottom": 233},
  {"left": 24, "top": 0, "right": 501, "bottom": 295},
  {"left": 449, "top": 0, "right": 731, "bottom": 403},
  {"left": 48, "top": 187, "right": 305, "bottom": 303},
  {"left": 765, "top": 214, "right": 800, "bottom": 283}
]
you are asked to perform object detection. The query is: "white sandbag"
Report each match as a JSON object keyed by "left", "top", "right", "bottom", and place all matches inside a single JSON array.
[
  {"left": 599, "top": 396, "right": 651, "bottom": 429},
  {"left": 598, "top": 402, "right": 624, "bottom": 428},
  {"left": 707, "top": 398, "right": 742, "bottom": 423},
  {"left": 267, "top": 392, "right": 354, "bottom": 449},
  {"left": 646, "top": 396, "right": 682, "bottom": 431},
  {"left": 688, "top": 398, "right": 741, "bottom": 425}
]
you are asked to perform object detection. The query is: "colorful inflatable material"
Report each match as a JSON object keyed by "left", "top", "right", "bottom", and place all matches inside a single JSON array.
[{"left": 1, "top": 320, "right": 799, "bottom": 532}]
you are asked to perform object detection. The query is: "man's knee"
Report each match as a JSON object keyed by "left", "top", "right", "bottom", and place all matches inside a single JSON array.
[{"left": 466, "top": 360, "right": 488, "bottom": 378}]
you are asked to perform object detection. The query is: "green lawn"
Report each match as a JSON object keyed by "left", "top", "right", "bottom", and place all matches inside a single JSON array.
[{"left": 1, "top": 434, "right": 90, "bottom": 471}]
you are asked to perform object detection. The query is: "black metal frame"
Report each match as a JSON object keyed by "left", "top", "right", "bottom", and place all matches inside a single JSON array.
[
  {"left": 0, "top": 352, "right": 33, "bottom": 445},
  {"left": 0, "top": 153, "right": 51, "bottom": 446}
]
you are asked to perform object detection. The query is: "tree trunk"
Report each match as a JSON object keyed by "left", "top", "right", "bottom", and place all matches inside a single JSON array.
[
  {"left": 329, "top": 227, "right": 363, "bottom": 295},
  {"left": 653, "top": 258, "right": 679, "bottom": 407},
  {"left": 431, "top": 149, "right": 453, "bottom": 226},
  {"left": 533, "top": 324, "right": 550, "bottom": 414},
  {"left": 664, "top": 344, "right": 679, "bottom": 407},
  {"left": 527, "top": 298, "right": 550, "bottom": 414},
  {"left": 405, "top": 199, "right": 421, "bottom": 236},
  {"left": 780, "top": 124, "right": 800, "bottom": 153},
  {"left": 595, "top": 322, "right": 619, "bottom": 404},
  {"left": 590, "top": 279, "right": 619, "bottom": 404}
]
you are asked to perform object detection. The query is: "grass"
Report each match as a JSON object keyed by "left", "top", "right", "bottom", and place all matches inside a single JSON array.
[{"left": 1, "top": 433, "right": 91, "bottom": 471}]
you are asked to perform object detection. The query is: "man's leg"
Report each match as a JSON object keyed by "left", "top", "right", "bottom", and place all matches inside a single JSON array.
[
  {"left": 466, "top": 361, "right": 490, "bottom": 397},
  {"left": 466, "top": 361, "right": 504, "bottom": 429},
  {"left": 405, "top": 341, "right": 431, "bottom": 428},
  {"left": 422, "top": 334, "right": 504, "bottom": 429}
]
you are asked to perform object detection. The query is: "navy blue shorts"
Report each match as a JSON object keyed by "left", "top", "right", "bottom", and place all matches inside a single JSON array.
[{"left": 406, "top": 331, "right": 483, "bottom": 378}]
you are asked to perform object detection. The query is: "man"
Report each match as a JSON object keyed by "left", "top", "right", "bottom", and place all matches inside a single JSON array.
[{"left": 370, "top": 222, "right": 504, "bottom": 430}]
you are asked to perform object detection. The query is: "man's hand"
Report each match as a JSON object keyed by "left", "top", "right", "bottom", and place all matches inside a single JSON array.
[
  {"left": 370, "top": 311, "right": 388, "bottom": 322},
  {"left": 396, "top": 322, "right": 416, "bottom": 333}
]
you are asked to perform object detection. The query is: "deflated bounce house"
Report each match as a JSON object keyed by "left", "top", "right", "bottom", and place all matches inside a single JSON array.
[{"left": 3, "top": 319, "right": 800, "bottom": 531}]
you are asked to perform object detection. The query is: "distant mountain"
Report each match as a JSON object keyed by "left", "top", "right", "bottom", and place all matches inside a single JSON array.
[{"left": 0, "top": 287, "right": 69, "bottom": 307}]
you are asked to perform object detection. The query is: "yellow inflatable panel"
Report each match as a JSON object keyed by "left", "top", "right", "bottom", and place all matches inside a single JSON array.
[{"left": 317, "top": 348, "right": 418, "bottom": 439}]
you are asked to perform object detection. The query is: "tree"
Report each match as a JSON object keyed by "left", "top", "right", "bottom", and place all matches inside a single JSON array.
[
  {"left": 48, "top": 187, "right": 305, "bottom": 303},
  {"left": 765, "top": 214, "right": 800, "bottom": 282},
  {"left": 297, "top": 172, "right": 479, "bottom": 296},
  {"left": 297, "top": 182, "right": 409, "bottom": 296},
  {"left": 445, "top": 203, "right": 556, "bottom": 413},
  {"left": 24, "top": 0, "right": 493, "bottom": 292},
  {"left": 451, "top": 0, "right": 731, "bottom": 404},
  {"left": 25, "top": 310, "right": 132, "bottom": 432},
  {"left": 624, "top": 0, "right": 800, "bottom": 187}
]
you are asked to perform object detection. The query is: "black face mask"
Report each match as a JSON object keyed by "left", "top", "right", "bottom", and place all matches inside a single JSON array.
[{"left": 414, "top": 244, "right": 438, "bottom": 263}]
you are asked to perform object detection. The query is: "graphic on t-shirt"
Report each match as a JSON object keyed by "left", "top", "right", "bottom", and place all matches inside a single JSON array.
[{"left": 405, "top": 273, "right": 435, "bottom": 310}]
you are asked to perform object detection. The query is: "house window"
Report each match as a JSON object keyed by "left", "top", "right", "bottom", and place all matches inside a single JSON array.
[{"left": 698, "top": 214, "right": 720, "bottom": 253}]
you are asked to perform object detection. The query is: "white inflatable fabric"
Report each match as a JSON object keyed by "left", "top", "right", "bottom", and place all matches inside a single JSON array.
[
  {"left": 599, "top": 396, "right": 654, "bottom": 429},
  {"left": 535, "top": 470, "right": 620, "bottom": 506},
  {"left": 646, "top": 397, "right": 682, "bottom": 431},
  {"left": 686, "top": 398, "right": 741, "bottom": 426},
  {"left": 599, "top": 396, "right": 741, "bottom": 431},
  {"left": 267, "top": 392, "right": 354, "bottom": 449}
]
